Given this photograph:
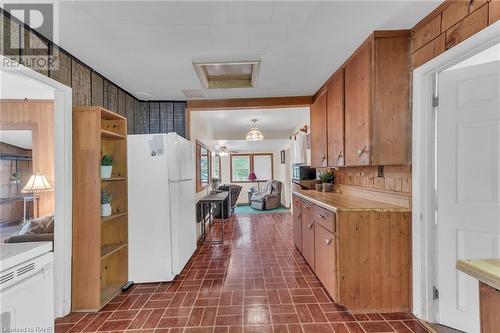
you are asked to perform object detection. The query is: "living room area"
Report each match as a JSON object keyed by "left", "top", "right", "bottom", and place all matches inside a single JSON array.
[{"left": 190, "top": 106, "right": 310, "bottom": 219}]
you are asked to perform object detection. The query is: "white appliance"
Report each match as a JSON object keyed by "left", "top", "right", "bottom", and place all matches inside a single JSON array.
[
  {"left": 0, "top": 242, "right": 54, "bottom": 332},
  {"left": 128, "top": 133, "right": 197, "bottom": 283}
]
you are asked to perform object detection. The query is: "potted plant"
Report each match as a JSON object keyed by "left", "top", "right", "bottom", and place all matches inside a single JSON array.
[
  {"left": 319, "top": 171, "right": 335, "bottom": 192},
  {"left": 101, "top": 189, "right": 113, "bottom": 217},
  {"left": 210, "top": 177, "right": 221, "bottom": 193},
  {"left": 101, "top": 154, "right": 113, "bottom": 178}
]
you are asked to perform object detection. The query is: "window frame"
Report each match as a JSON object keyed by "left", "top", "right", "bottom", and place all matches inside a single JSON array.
[
  {"left": 212, "top": 154, "right": 221, "bottom": 179},
  {"left": 196, "top": 140, "right": 211, "bottom": 192},
  {"left": 230, "top": 153, "right": 274, "bottom": 183}
]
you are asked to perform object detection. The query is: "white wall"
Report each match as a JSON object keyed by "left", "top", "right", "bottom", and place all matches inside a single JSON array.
[
  {"left": 219, "top": 151, "right": 289, "bottom": 207},
  {"left": 189, "top": 112, "right": 215, "bottom": 239}
]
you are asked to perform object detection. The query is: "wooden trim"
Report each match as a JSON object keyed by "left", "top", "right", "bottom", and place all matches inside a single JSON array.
[
  {"left": 186, "top": 96, "right": 313, "bottom": 111},
  {"left": 196, "top": 140, "right": 211, "bottom": 192},
  {"left": 412, "top": 1, "right": 454, "bottom": 31},
  {"left": 229, "top": 153, "right": 274, "bottom": 183}
]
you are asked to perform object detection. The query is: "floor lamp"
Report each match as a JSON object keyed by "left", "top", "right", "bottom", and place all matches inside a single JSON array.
[{"left": 22, "top": 173, "right": 53, "bottom": 218}]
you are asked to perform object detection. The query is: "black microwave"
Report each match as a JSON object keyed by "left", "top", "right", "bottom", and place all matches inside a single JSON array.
[{"left": 292, "top": 164, "right": 316, "bottom": 180}]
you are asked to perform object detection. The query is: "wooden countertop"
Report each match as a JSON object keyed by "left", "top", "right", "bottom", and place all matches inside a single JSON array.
[
  {"left": 292, "top": 189, "right": 411, "bottom": 212},
  {"left": 457, "top": 259, "right": 500, "bottom": 290}
]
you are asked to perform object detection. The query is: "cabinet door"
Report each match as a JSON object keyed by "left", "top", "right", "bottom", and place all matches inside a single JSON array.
[
  {"left": 301, "top": 212, "right": 315, "bottom": 270},
  {"left": 314, "top": 223, "right": 337, "bottom": 301},
  {"left": 292, "top": 196, "right": 302, "bottom": 251},
  {"left": 310, "top": 91, "right": 328, "bottom": 167},
  {"left": 345, "top": 42, "right": 371, "bottom": 166},
  {"left": 327, "top": 69, "right": 345, "bottom": 167}
]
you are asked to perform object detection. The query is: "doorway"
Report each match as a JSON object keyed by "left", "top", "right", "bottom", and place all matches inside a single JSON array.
[
  {"left": 0, "top": 59, "right": 73, "bottom": 318},
  {"left": 412, "top": 21, "right": 500, "bottom": 333}
]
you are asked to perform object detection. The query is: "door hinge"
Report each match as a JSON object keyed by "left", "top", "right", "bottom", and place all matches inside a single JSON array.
[
  {"left": 432, "top": 95, "right": 439, "bottom": 107},
  {"left": 433, "top": 286, "right": 439, "bottom": 300}
]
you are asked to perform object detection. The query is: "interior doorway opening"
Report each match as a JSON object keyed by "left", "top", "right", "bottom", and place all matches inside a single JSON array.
[
  {"left": 412, "top": 21, "right": 500, "bottom": 333},
  {"left": 0, "top": 59, "right": 73, "bottom": 318}
]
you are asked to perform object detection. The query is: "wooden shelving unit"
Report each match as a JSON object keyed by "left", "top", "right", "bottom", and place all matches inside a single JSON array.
[{"left": 72, "top": 106, "right": 128, "bottom": 312}]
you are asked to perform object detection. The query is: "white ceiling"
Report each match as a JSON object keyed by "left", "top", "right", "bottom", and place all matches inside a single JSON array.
[
  {"left": 197, "top": 107, "right": 309, "bottom": 132},
  {"left": 0, "top": 130, "right": 33, "bottom": 150},
  {"left": 57, "top": 1, "right": 440, "bottom": 100}
]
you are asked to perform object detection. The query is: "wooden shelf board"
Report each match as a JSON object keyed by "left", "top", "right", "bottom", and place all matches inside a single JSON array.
[
  {"left": 100, "top": 284, "right": 124, "bottom": 308},
  {"left": 101, "top": 108, "right": 126, "bottom": 121},
  {"left": 101, "top": 129, "right": 125, "bottom": 140},
  {"left": 101, "top": 243, "right": 127, "bottom": 259},
  {"left": 101, "top": 177, "right": 126, "bottom": 182},
  {"left": 101, "top": 212, "right": 127, "bottom": 223}
]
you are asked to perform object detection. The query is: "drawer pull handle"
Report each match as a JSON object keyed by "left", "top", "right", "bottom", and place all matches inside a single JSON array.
[
  {"left": 305, "top": 205, "right": 310, "bottom": 210},
  {"left": 325, "top": 238, "right": 332, "bottom": 245},
  {"left": 308, "top": 222, "right": 314, "bottom": 229},
  {"left": 317, "top": 213, "right": 326, "bottom": 219},
  {"left": 357, "top": 145, "right": 367, "bottom": 157},
  {"left": 298, "top": 213, "right": 302, "bottom": 218}
]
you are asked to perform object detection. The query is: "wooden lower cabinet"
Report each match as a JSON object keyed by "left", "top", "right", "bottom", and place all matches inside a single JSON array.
[
  {"left": 314, "top": 223, "right": 338, "bottom": 302},
  {"left": 479, "top": 282, "right": 500, "bottom": 333},
  {"left": 301, "top": 211, "right": 315, "bottom": 271},
  {"left": 292, "top": 196, "right": 302, "bottom": 252},
  {"left": 294, "top": 196, "right": 411, "bottom": 313}
]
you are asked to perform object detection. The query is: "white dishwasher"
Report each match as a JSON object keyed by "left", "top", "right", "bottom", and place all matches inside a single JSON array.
[{"left": 0, "top": 242, "right": 54, "bottom": 332}]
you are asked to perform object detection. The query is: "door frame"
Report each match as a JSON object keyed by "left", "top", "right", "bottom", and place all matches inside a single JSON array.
[
  {"left": 1, "top": 56, "right": 73, "bottom": 318},
  {"left": 412, "top": 21, "right": 500, "bottom": 322}
]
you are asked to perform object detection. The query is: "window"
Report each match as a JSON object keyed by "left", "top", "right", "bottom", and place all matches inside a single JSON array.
[
  {"left": 230, "top": 154, "right": 273, "bottom": 182},
  {"left": 212, "top": 155, "right": 221, "bottom": 179}
]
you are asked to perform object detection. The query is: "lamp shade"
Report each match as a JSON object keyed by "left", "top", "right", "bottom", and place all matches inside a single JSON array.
[
  {"left": 248, "top": 172, "right": 257, "bottom": 181},
  {"left": 22, "top": 173, "right": 53, "bottom": 193},
  {"left": 246, "top": 119, "right": 264, "bottom": 142}
]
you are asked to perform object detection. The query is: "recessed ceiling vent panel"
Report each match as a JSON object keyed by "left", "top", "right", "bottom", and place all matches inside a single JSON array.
[{"left": 193, "top": 61, "right": 260, "bottom": 89}]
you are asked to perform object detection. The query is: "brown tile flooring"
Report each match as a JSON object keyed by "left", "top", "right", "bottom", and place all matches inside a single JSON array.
[{"left": 57, "top": 212, "right": 432, "bottom": 333}]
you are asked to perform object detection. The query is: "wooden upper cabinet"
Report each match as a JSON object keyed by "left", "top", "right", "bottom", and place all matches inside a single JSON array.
[
  {"left": 327, "top": 69, "right": 345, "bottom": 167},
  {"left": 344, "top": 31, "right": 410, "bottom": 166},
  {"left": 310, "top": 91, "right": 328, "bottom": 167},
  {"left": 345, "top": 41, "right": 372, "bottom": 166}
]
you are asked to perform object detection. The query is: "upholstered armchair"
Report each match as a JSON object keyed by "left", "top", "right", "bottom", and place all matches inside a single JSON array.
[{"left": 250, "top": 180, "right": 282, "bottom": 210}]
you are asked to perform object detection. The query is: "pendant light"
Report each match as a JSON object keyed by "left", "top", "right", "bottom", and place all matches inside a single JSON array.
[{"left": 246, "top": 119, "right": 264, "bottom": 141}]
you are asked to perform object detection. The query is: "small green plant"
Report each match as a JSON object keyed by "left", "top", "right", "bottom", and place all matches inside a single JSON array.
[
  {"left": 101, "top": 154, "right": 113, "bottom": 166},
  {"left": 101, "top": 190, "right": 113, "bottom": 204},
  {"left": 211, "top": 177, "right": 220, "bottom": 185},
  {"left": 319, "top": 171, "right": 334, "bottom": 184}
]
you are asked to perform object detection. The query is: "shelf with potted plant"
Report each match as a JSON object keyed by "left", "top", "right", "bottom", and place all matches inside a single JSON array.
[{"left": 72, "top": 106, "right": 128, "bottom": 312}]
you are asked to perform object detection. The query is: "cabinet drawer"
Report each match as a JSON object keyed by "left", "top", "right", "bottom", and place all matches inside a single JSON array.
[
  {"left": 302, "top": 200, "right": 314, "bottom": 215},
  {"left": 313, "top": 205, "right": 335, "bottom": 233}
]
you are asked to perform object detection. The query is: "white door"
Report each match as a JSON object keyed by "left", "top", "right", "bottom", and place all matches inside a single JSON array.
[{"left": 437, "top": 61, "right": 500, "bottom": 332}]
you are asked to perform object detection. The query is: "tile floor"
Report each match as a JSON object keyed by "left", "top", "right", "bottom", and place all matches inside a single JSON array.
[{"left": 56, "top": 212, "right": 432, "bottom": 333}]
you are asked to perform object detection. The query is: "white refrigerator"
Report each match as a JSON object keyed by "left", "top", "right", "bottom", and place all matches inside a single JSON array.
[{"left": 127, "top": 133, "right": 196, "bottom": 283}]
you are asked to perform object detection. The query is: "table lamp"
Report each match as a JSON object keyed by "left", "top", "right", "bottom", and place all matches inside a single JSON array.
[
  {"left": 22, "top": 172, "right": 53, "bottom": 218},
  {"left": 248, "top": 172, "right": 259, "bottom": 191}
]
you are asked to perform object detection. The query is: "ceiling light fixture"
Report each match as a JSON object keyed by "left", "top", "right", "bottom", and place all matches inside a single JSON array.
[
  {"left": 218, "top": 146, "right": 229, "bottom": 157},
  {"left": 246, "top": 119, "right": 264, "bottom": 142}
]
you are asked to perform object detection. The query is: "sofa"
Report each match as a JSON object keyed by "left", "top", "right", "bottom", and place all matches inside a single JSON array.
[
  {"left": 4, "top": 214, "right": 54, "bottom": 243},
  {"left": 250, "top": 180, "right": 282, "bottom": 210}
]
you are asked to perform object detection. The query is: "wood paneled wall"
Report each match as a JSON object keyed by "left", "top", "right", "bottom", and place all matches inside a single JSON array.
[
  {"left": 0, "top": 100, "right": 55, "bottom": 216},
  {"left": 0, "top": 11, "right": 187, "bottom": 138},
  {"left": 411, "top": 0, "right": 498, "bottom": 68}
]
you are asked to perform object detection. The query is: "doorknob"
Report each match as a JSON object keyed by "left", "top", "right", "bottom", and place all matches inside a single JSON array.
[
  {"left": 325, "top": 238, "right": 332, "bottom": 245},
  {"left": 357, "top": 145, "right": 366, "bottom": 157}
]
